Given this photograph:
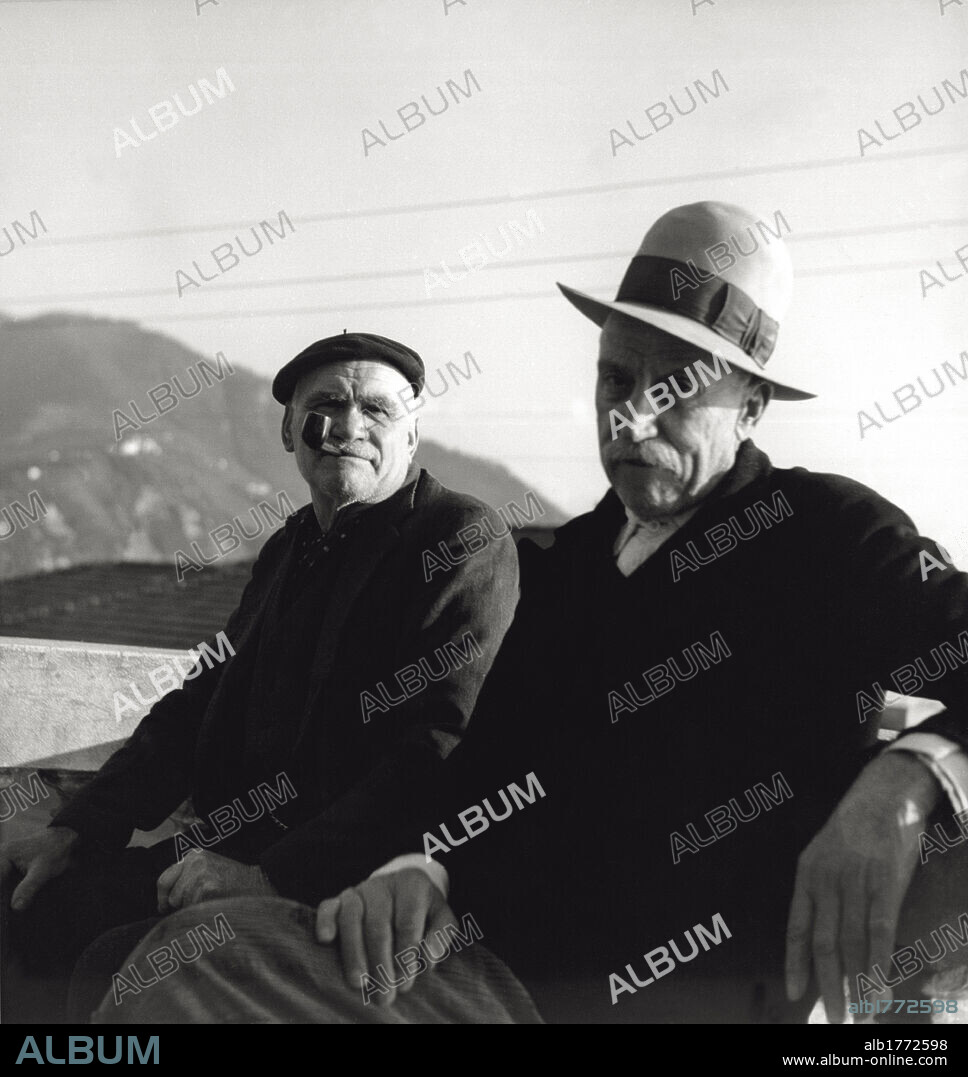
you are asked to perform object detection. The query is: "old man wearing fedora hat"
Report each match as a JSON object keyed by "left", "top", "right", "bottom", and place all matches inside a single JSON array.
[
  {"left": 0, "top": 332, "right": 520, "bottom": 1022},
  {"left": 91, "top": 203, "right": 968, "bottom": 1026}
]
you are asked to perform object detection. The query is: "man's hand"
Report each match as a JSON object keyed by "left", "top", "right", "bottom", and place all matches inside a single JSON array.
[
  {"left": 156, "top": 849, "right": 276, "bottom": 913},
  {"left": 0, "top": 826, "right": 79, "bottom": 911},
  {"left": 315, "top": 868, "right": 454, "bottom": 1007},
  {"left": 785, "top": 751, "right": 943, "bottom": 1023}
]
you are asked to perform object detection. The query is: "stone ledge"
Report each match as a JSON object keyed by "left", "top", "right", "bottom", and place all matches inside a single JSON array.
[{"left": 0, "top": 636, "right": 195, "bottom": 769}]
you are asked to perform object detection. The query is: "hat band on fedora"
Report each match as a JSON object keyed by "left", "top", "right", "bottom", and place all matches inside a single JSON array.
[{"left": 615, "top": 255, "right": 779, "bottom": 368}]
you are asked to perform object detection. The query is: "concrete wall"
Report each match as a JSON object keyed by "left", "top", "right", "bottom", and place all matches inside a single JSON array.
[
  {"left": 0, "top": 637, "right": 195, "bottom": 770},
  {"left": 0, "top": 636, "right": 944, "bottom": 772}
]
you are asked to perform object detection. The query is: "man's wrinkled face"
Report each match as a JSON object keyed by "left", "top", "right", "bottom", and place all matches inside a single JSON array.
[
  {"left": 597, "top": 314, "right": 769, "bottom": 520},
  {"left": 283, "top": 360, "right": 419, "bottom": 507}
]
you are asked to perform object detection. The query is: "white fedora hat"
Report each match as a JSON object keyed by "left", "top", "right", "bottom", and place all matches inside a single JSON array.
[{"left": 557, "top": 201, "right": 815, "bottom": 401}]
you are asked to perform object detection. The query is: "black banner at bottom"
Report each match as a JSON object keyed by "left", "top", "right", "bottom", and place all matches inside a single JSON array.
[{"left": 0, "top": 1021, "right": 965, "bottom": 1068}]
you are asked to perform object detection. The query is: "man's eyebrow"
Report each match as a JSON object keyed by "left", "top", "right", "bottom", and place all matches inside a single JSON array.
[
  {"left": 303, "top": 388, "right": 403, "bottom": 411},
  {"left": 303, "top": 389, "right": 347, "bottom": 405},
  {"left": 359, "top": 390, "right": 402, "bottom": 409}
]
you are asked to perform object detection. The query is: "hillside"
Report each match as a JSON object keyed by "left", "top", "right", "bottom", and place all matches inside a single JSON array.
[{"left": 0, "top": 313, "right": 565, "bottom": 580}]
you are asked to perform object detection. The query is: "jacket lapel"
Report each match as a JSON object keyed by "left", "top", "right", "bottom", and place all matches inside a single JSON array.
[{"left": 194, "top": 510, "right": 305, "bottom": 785}]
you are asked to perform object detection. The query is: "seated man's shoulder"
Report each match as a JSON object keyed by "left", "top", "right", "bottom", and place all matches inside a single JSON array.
[
  {"left": 511, "top": 506, "right": 597, "bottom": 585},
  {"left": 780, "top": 464, "right": 915, "bottom": 535},
  {"left": 412, "top": 471, "right": 521, "bottom": 539}
]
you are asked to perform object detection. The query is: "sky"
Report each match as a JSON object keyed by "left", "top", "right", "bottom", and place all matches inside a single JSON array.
[{"left": 1, "top": 0, "right": 967, "bottom": 543}]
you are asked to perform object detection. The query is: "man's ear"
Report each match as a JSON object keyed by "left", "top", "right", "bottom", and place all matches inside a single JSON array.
[
  {"left": 737, "top": 378, "right": 772, "bottom": 439},
  {"left": 281, "top": 405, "right": 295, "bottom": 453},
  {"left": 408, "top": 416, "right": 420, "bottom": 460}
]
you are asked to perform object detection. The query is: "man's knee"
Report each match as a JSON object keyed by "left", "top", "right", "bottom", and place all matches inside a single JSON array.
[
  {"left": 107, "top": 896, "right": 310, "bottom": 961},
  {"left": 91, "top": 897, "right": 320, "bottom": 1023}
]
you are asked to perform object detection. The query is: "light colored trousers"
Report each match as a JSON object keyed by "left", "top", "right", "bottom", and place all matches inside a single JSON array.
[{"left": 90, "top": 897, "right": 544, "bottom": 1025}]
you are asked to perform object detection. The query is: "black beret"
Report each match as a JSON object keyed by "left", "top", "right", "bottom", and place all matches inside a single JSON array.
[{"left": 272, "top": 332, "right": 425, "bottom": 404}]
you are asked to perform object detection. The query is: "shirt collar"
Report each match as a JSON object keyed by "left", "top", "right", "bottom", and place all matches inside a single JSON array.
[{"left": 619, "top": 502, "right": 698, "bottom": 537}]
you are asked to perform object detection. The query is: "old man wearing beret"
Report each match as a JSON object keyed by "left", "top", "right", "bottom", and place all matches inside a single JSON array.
[
  {"left": 0, "top": 332, "right": 519, "bottom": 1022},
  {"left": 90, "top": 204, "right": 968, "bottom": 1026}
]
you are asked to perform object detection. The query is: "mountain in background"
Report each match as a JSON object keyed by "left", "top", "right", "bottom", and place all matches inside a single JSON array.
[{"left": 0, "top": 312, "right": 565, "bottom": 581}]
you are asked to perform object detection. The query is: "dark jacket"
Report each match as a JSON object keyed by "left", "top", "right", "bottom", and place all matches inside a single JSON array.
[
  {"left": 52, "top": 468, "right": 520, "bottom": 904},
  {"left": 399, "top": 441, "right": 968, "bottom": 1016}
]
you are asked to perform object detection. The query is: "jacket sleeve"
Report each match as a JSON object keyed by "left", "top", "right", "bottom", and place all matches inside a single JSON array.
[
  {"left": 831, "top": 479, "right": 968, "bottom": 752},
  {"left": 50, "top": 528, "right": 288, "bottom": 850},
  {"left": 259, "top": 502, "right": 520, "bottom": 903},
  {"left": 359, "top": 538, "right": 559, "bottom": 910}
]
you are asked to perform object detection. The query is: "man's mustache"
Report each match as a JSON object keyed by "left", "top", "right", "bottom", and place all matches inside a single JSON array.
[
  {"left": 322, "top": 445, "right": 373, "bottom": 460},
  {"left": 316, "top": 440, "right": 374, "bottom": 460},
  {"left": 606, "top": 444, "right": 677, "bottom": 470}
]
